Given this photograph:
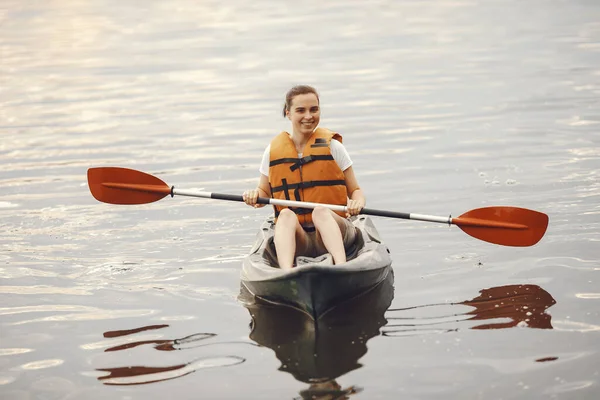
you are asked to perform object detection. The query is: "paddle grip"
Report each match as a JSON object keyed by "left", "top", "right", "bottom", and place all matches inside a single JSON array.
[
  {"left": 211, "top": 193, "right": 244, "bottom": 202},
  {"left": 211, "top": 193, "right": 270, "bottom": 205},
  {"left": 361, "top": 207, "right": 410, "bottom": 220}
]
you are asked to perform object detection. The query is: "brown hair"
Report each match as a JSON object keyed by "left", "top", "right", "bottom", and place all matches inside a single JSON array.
[{"left": 282, "top": 85, "right": 319, "bottom": 117}]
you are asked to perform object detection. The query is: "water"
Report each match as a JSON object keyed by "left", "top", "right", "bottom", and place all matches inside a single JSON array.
[{"left": 1, "top": 0, "right": 599, "bottom": 398}]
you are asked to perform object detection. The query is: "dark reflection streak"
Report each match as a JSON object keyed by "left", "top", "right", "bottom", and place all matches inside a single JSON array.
[
  {"left": 155, "top": 342, "right": 177, "bottom": 351},
  {"left": 102, "top": 330, "right": 220, "bottom": 353},
  {"left": 384, "top": 284, "right": 556, "bottom": 333},
  {"left": 536, "top": 357, "right": 558, "bottom": 363},
  {"left": 387, "top": 303, "right": 449, "bottom": 312},
  {"left": 386, "top": 315, "right": 470, "bottom": 324},
  {"left": 170, "top": 340, "right": 260, "bottom": 351},
  {"left": 97, "top": 356, "right": 246, "bottom": 386},
  {"left": 97, "top": 325, "right": 253, "bottom": 386},
  {"left": 388, "top": 293, "right": 551, "bottom": 313},
  {"left": 106, "top": 339, "right": 260, "bottom": 353},
  {"left": 106, "top": 340, "right": 173, "bottom": 352},
  {"left": 98, "top": 364, "right": 187, "bottom": 382},
  {"left": 104, "top": 324, "right": 169, "bottom": 338}
]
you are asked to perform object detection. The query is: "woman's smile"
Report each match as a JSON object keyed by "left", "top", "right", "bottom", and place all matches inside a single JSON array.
[{"left": 286, "top": 93, "right": 321, "bottom": 137}]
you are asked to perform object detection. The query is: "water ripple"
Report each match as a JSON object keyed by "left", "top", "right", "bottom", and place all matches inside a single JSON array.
[{"left": 1, "top": 0, "right": 599, "bottom": 397}]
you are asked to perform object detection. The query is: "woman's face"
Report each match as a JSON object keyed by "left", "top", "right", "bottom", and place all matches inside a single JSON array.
[{"left": 286, "top": 93, "right": 320, "bottom": 136}]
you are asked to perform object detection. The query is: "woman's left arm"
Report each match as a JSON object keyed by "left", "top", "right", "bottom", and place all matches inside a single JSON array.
[{"left": 344, "top": 166, "right": 365, "bottom": 216}]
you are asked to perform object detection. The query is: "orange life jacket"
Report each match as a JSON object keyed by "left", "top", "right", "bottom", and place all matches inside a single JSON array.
[{"left": 269, "top": 127, "right": 348, "bottom": 226}]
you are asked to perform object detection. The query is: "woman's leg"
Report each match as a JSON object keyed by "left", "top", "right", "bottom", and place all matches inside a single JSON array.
[
  {"left": 312, "top": 206, "right": 349, "bottom": 265},
  {"left": 274, "top": 209, "right": 308, "bottom": 270}
]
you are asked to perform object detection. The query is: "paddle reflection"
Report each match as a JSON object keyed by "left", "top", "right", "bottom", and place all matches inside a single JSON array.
[
  {"left": 241, "top": 272, "right": 394, "bottom": 399},
  {"left": 383, "top": 284, "right": 556, "bottom": 336},
  {"left": 461, "top": 284, "right": 555, "bottom": 330},
  {"left": 96, "top": 325, "right": 245, "bottom": 385}
]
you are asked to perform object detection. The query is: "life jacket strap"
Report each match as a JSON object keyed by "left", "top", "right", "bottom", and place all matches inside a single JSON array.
[
  {"left": 290, "top": 155, "right": 335, "bottom": 171},
  {"left": 269, "top": 158, "right": 299, "bottom": 167},
  {"left": 280, "top": 178, "right": 290, "bottom": 200},
  {"left": 270, "top": 155, "right": 335, "bottom": 172},
  {"left": 270, "top": 179, "right": 346, "bottom": 193}
]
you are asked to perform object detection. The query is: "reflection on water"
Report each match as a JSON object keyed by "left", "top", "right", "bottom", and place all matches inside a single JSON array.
[
  {"left": 89, "top": 282, "right": 556, "bottom": 392},
  {"left": 384, "top": 284, "right": 556, "bottom": 336},
  {"left": 242, "top": 273, "right": 394, "bottom": 399},
  {"left": 96, "top": 325, "right": 248, "bottom": 385},
  {"left": 1, "top": 0, "right": 599, "bottom": 397},
  {"left": 296, "top": 382, "right": 361, "bottom": 400},
  {"left": 103, "top": 324, "right": 170, "bottom": 338},
  {"left": 461, "top": 284, "right": 556, "bottom": 330}
]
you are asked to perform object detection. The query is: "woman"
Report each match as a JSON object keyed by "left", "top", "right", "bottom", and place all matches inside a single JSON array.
[{"left": 243, "top": 85, "right": 365, "bottom": 269}]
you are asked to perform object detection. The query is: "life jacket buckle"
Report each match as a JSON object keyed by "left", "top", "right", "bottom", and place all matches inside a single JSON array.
[{"left": 290, "top": 155, "right": 314, "bottom": 172}]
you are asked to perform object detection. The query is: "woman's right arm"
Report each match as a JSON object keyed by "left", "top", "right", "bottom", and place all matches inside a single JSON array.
[{"left": 243, "top": 174, "right": 271, "bottom": 207}]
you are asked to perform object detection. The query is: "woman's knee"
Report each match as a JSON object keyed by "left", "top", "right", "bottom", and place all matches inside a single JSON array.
[
  {"left": 312, "top": 206, "right": 333, "bottom": 225},
  {"left": 277, "top": 208, "right": 298, "bottom": 226}
]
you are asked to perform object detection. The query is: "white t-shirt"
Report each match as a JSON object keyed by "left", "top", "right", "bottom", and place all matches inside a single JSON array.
[{"left": 259, "top": 139, "right": 353, "bottom": 176}]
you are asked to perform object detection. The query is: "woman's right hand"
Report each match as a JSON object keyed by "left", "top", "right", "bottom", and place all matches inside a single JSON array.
[{"left": 243, "top": 189, "right": 260, "bottom": 207}]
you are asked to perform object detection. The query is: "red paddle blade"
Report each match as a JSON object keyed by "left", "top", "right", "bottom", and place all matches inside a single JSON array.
[
  {"left": 87, "top": 167, "right": 172, "bottom": 205},
  {"left": 453, "top": 207, "right": 549, "bottom": 247}
]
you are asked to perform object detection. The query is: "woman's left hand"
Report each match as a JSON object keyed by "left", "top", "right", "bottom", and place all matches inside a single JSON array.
[{"left": 346, "top": 198, "right": 365, "bottom": 217}]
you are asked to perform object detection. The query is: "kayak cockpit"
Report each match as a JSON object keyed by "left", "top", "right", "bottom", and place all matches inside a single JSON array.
[{"left": 240, "top": 215, "right": 393, "bottom": 319}]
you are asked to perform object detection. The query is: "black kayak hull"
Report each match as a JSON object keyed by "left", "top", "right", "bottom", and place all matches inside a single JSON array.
[
  {"left": 241, "top": 270, "right": 395, "bottom": 383},
  {"left": 240, "top": 264, "right": 392, "bottom": 319},
  {"left": 240, "top": 215, "right": 393, "bottom": 319}
]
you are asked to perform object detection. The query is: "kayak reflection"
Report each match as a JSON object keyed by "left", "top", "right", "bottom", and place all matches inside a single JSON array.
[
  {"left": 383, "top": 284, "right": 556, "bottom": 336},
  {"left": 241, "top": 271, "right": 394, "bottom": 395}
]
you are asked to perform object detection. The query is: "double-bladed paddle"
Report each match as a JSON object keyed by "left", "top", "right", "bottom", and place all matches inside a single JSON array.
[{"left": 87, "top": 167, "right": 549, "bottom": 247}]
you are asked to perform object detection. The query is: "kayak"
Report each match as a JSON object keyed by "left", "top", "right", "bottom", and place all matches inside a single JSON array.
[
  {"left": 239, "top": 270, "right": 394, "bottom": 383},
  {"left": 240, "top": 215, "right": 393, "bottom": 319}
]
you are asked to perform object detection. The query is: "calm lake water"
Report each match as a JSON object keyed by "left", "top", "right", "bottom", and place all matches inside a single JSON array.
[{"left": 1, "top": 0, "right": 599, "bottom": 398}]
